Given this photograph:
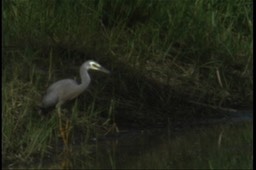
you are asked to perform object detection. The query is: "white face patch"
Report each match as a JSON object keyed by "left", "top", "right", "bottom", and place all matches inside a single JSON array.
[
  {"left": 85, "top": 60, "right": 110, "bottom": 74},
  {"left": 89, "top": 61, "right": 101, "bottom": 70}
]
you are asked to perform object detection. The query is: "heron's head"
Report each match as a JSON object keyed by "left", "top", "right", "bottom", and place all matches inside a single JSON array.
[{"left": 84, "top": 60, "right": 110, "bottom": 74}]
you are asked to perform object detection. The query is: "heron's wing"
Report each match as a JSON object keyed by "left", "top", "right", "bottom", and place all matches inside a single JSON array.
[
  {"left": 42, "top": 79, "right": 78, "bottom": 108},
  {"left": 47, "top": 79, "right": 78, "bottom": 93}
]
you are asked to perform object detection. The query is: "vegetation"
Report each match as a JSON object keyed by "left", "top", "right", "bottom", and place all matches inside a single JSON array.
[{"left": 3, "top": 0, "right": 252, "bottom": 168}]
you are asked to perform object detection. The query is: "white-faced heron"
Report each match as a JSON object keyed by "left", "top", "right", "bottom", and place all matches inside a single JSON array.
[{"left": 40, "top": 60, "right": 110, "bottom": 147}]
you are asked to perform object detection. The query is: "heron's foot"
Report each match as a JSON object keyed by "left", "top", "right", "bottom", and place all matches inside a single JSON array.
[
  {"left": 58, "top": 147, "right": 72, "bottom": 169},
  {"left": 104, "top": 122, "right": 119, "bottom": 136},
  {"left": 59, "top": 119, "right": 72, "bottom": 149},
  {"left": 60, "top": 156, "right": 72, "bottom": 169}
]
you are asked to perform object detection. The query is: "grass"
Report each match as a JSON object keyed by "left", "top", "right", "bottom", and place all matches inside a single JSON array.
[{"left": 3, "top": 0, "right": 252, "bottom": 168}]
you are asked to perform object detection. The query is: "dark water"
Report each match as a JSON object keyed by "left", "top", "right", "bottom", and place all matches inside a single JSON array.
[
  {"left": 85, "top": 110, "right": 253, "bottom": 169},
  {"left": 7, "top": 110, "right": 253, "bottom": 169}
]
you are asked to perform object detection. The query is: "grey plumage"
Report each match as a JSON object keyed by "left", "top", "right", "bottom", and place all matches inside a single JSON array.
[{"left": 39, "top": 60, "right": 110, "bottom": 114}]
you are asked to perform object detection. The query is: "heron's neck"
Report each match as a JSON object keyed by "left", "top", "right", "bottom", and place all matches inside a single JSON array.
[{"left": 79, "top": 67, "right": 91, "bottom": 91}]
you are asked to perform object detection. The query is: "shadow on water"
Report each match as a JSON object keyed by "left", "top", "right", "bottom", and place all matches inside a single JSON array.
[
  {"left": 21, "top": 110, "right": 252, "bottom": 169},
  {"left": 86, "top": 110, "right": 252, "bottom": 169}
]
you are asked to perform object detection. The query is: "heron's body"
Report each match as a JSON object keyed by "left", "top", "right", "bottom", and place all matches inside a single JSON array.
[
  {"left": 42, "top": 79, "right": 87, "bottom": 108},
  {"left": 40, "top": 60, "right": 109, "bottom": 113},
  {"left": 39, "top": 60, "right": 110, "bottom": 148}
]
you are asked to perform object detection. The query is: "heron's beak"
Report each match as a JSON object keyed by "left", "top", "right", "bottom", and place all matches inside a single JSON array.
[{"left": 98, "top": 66, "right": 110, "bottom": 74}]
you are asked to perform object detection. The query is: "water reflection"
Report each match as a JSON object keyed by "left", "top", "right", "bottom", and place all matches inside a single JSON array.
[
  {"left": 50, "top": 111, "right": 252, "bottom": 169},
  {"left": 28, "top": 111, "right": 253, "bottom": 169},
  {"left": 94, "top": 126, "right": 252, "bottom": 169}
]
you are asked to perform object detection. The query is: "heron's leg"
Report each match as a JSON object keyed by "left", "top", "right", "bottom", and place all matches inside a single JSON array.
[
  {"left": 64, "top": 119, "right": 72, "bottom": 148},
  {"left": 56, "top": 104, "right": 69, "bottom": 148},
  {"left": 57, "top": 106, "right": 61, "bottom": 119}
]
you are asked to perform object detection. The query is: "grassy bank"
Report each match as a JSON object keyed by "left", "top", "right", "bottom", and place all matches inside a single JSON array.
[{"left": 3, "top": 0, "right": 252, "bottom": 167}]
